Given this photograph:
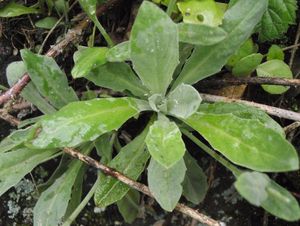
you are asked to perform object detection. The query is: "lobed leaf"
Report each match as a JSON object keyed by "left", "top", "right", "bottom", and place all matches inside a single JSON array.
[
  {"left": 147, "top": 158, "right": 186, "bottom": 211},
  {"left": 130, "top": 1, "right": 179, "bottom": 95},
  {"left": 173, "top": 0, "right": 268, "bottom": 87},
  {"left": 235, "top": 171, "right": 300, "bottom": 221}
]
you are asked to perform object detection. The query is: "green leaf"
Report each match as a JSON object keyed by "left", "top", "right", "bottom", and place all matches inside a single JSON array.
[
  {"left": 257, "top": 60, "right": 293, "bottom": 94},
  {"left": 35, "top": 17, "right": 59, "bottom": 29},
  {"left": 226, "top": 39, "right": 256, "bottom": 69},
  {"left": 166, "top": 84, "right": 202, "bottom": 119},
  {"left": 6, "top": 61, "right": 57, "bottom": 114},
  {"left": 177, "top": 0, "right": 224, "bottom": 26},
  {"left": 267, "top": 45, "right": 284, "bottom": 61},
  {"left": 85, "top": 62, "right": 148, "bottom": 97},
  {"left": 182, "top": 152, "right": 208, "bottom": 204},
  {"left": 130, "top": 1, "right": 179, "bottom": 95},
  {"left": 146, "top": 115, "right": 186, "bottom": 168},
  {"left": 258, "top": 0, "right": 297, "bottom": 41},
  {"left": 33, "top": 144, "right": 91, "bottom": 226},
  {"left": 232, "top": 53, "right": 263, "bottom": 77},
  {"left": 178, "top": 23, "right": 227, "bottom": 46},
  {"left": 235, "top": 171, "right": 300, "bottom": 221},
  {"left": 148, "top": 158, "right": 186, "bottom": 211},
  {"left": 94, "top": 133, "right": 114, "bottom": 162},
  {"left": 198, "top": 102, "right": 285, "bottom": 136},
  {"left": 0, "top": 126, "right": 36, "bottom": 153},
  {"left": 0, "top": 147, "right": 58, "bottom": 196},
  {"left": 78, "top": 0, "right": 97, "bottom": 18},
  {"left": 21, "top": 49, "right": 78, "bottom": 109},
  {"left": 71, "top": 47, "right": 108, "bottom": 78},
  {"left": 0, "top": 2, "right": 39, "bottom": 17},
  {"left": 117, "top": 189, "right": 140, "bottom": 223},
  {"left": 173, "top": 0, "right": 268, "bottom": 87},
  {"left": 184, "top": 110, "right": 299, "bottom": 172},
  {"left": 29, "top": 97, "right": 143, "bottom": 149},
  {"left": 106, "top": 41, "right": 130, "bottom": 62},
  {"left": 94, "top": 125, "right": 150, "bottom": 207}
]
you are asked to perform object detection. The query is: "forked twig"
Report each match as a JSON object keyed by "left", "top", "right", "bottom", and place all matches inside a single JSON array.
[
  {"left": 63, "top": 147, "right": 223, "bottom": 226},
  {"left": 200, "top": 93, "right": 300, "bottom": 121}
]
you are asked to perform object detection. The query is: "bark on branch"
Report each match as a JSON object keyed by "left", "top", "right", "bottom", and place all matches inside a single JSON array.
[
  {"left": 200, "top": 93, "right": 300, "bottom": 121},
  {"left": 63, "top": 147, "right": 223, "bottom": 226}
]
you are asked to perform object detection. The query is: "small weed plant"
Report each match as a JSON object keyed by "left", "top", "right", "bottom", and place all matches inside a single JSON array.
[{"left": 0, "top": 0, "right": 300, "bottom": 225}]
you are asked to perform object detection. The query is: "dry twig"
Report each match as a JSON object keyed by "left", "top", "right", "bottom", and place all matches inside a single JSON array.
[
  {"left": 200, "top": 93, "right": 300, "bottom": 121},
  {"left": 63, "top": 147, "right": 223, "bottom": 226},
  {"left": 201, "top": 76, "right": 300, "bottom": 87}
]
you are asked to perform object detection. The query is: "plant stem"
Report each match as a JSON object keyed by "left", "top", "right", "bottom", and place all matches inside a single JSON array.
[
  {"left": 181, "top": 129, "right": 242, "bottom": 177},
  {"left": 93, "top": 18, "right": 114, "bottom": 47},
  {"left": 62, "top": 178, "right": 100, "bottom": 226},
  {"left": 166, "top": 0, "right": 177, "bottom": 16}
]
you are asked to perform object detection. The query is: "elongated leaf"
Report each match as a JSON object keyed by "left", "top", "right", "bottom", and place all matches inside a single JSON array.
[
  {"left": 130, "top": 1, "right": 179, "bottom": 94},
  {"left": 173, "top": 0, "right": 268, "bottom": 87},
  {"left": 34, "top": 158, "right": 84, "bottom": 226},
  {"left": 117, "top": 189, "right": 140, "bottom": 223},
  {"left": 71, "top": 47, "right": 108, "bottom": 78},
  {"left": 6, "top": 61, "right": 56, "bottom": 114},
  {"left": 148, "top": 158, "right": 186, "bottom": 211},
  {"left": 166, "top": 84, "right": 201, "bottom": 119},
  {"left": 106, "top": 41, "right": 130, "bottom": 62},
  {"left": 29, "top": 98, "right": 144, "bottom": 149},
  {"left": 94, "top": 133, "right": 114, "bottom": 162},
  {"left": 0, "top": 148, "right": 58, "bottom": 196},
  {"left": 146, "top": 115, "right": 186, "bottom": 168},
  {"left": 182, "top": 152, "right": 208, "bottom": 204},
  {"left": 258, "top": 0, "right": 297, "bottom": 41},
  {"left": 185, "top": 111, "right": 299, "bottom": 172},
  {"left": 0, "top": 2, "right": 39, "bottom": 17},
  {"left": 198, "top": 102, "right": 285, "bottom": 136},
  {"left": 232, "top": 53, "right": 263, "bottom": 77},
  {"left": 35, "top": 17, "right": 59, "bottom": 29},
  {"left": 257, "top": 60, "right": 293, "bottom": 94},
  {"left": 0, "top": 126, "right": 36, "bottom": 153},
  {"left": 78, "top": 0, "right": 97, "bottom": 17},
  {"left": 94, "top": 126, "right": 150, "bottom": 207},
  {"left": 178, "top": 23, "right": 227, "bottom": 46},
  {"left": 85, "top": 62, "right": 148, "bottom": 97},
  {"left": 235, "top": 171, "right": 300, "bottom": 221},
  {"left": 21, "top": 49, "right": 78, "bottom": 109}
]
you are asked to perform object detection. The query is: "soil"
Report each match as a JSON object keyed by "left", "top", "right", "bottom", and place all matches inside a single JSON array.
[{"left": 0, "top": 0, "right": 300, "bottom": 226}]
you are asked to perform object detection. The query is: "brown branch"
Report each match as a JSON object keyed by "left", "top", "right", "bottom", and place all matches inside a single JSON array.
[
  {"left": 201, "top": 76, "right": 300, "bottom": 87},
  {"left": 200, "top": 93, "right": 300, "bottom": 121},
  {"left": 0, "top": 109, "right": 20, "bottom": 126},
  {"left": 0, "top": 0, "right": 122, "bottom": 106},
  {"left": 63, "top": 147, "right": 223, "bottom": 226}
]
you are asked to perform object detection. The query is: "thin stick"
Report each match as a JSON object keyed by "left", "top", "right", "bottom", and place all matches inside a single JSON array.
[
  {"left": 63, "top": 147, "right": 222, "bottom": 226},
  {"left": 200, "top": 93, "right": 300, "bottom": 121},
  {"left": 201, "top": 76, "right": 300, "bottom": 87},
  {"left": 0, "top": 0, "right": 122, "bottom": 106},
  {"left": 0, "top": 109, "right": 20, "bottom": 126},
  {"left": 289, "top": 22, "right": 300, "bottom": 67}
]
